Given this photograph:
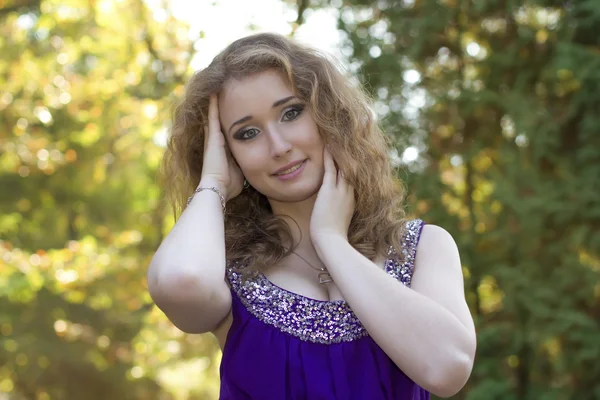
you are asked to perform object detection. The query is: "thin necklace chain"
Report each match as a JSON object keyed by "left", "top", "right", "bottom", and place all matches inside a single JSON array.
[
  {"left": 291, "top": 250, "right": 326, "bottom": 272},
  {"left": 291, "top": 250, "right": 334, "bottom": 285}
]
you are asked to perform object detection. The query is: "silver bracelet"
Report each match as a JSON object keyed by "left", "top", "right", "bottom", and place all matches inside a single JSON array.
[{"left": 186, "top": 186, "right": 226, "bottom": 212}]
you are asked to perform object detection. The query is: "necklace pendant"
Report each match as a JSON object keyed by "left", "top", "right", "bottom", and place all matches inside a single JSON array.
[{"left": 318, "top": 271, "right": 333, "bottom": 285}]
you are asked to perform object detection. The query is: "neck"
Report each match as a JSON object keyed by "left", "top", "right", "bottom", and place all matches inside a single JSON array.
[{"left": 269, "top": 191, "right": 319, "bottom": 258}]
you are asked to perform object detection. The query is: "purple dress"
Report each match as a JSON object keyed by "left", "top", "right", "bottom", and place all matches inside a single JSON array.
[{"left": 219, "top": 219, "right": 428, "bottom": 400}]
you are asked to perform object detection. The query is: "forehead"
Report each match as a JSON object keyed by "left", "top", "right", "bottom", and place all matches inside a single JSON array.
[{"left": 219, "top": 70, "right": 294, "bottom": 119}]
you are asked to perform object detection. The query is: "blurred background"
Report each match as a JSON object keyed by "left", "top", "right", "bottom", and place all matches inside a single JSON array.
[{"left": 1, "top": 0, "right": 599, "bottom": 399}]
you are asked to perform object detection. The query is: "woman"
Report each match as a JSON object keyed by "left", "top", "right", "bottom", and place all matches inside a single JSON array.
[{"left": 148, "top": 33, "right": 476, "bottom": 399}]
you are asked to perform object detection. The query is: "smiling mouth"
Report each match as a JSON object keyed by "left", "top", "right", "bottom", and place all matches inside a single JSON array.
[
  {"left": 274, "top": 162, "right": 305, "bottom": 176},
  {"left": 272, "top": 159, "right": 307, "bottom": 176}
]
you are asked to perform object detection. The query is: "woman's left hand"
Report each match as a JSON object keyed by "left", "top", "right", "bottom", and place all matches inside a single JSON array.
[{"left": 310, "top": 147, "right": 356, "bottom": 244}]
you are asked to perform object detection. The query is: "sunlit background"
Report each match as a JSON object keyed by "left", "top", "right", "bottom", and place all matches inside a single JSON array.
[{"left": 2, "top": 0, "right": 599, "bottom": 399}]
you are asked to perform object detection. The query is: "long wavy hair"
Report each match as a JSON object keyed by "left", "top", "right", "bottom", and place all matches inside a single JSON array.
[{"left": 161, "top": 32, "right": 408, "bottom": 277}]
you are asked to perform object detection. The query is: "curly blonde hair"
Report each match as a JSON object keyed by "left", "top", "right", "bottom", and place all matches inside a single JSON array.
[{"left": 161, "top": 32, "right": 409, "bottom": 277}]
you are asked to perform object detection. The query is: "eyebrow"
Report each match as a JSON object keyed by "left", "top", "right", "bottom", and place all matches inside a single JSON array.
[{"left": 228, "top": 96, "right": 297, "bottom": 135}]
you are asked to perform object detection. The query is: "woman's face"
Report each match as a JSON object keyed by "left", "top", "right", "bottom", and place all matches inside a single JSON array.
[{"left": 218, "top": 70, "right": 325, "bottom": 203}]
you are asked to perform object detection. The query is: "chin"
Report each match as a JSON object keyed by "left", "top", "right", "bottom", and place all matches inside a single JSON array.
[{"left": 263, "top": 181, "right": 320, "bottom": 203}]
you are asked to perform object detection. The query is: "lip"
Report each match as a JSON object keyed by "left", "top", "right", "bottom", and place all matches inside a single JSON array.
[
  {"left": 273, "top": 160, "right": 307, "bottom": 181},
  {"left": 272, "top": 159, "right": 306, "bottom": 175}
]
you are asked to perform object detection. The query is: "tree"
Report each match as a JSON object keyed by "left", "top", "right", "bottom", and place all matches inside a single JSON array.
[
  {"left": 0, "top": 1, "right": 222, "bottom": 398},
  {"left": 334, "top": 0, "right": 600, "bottom": 398}
]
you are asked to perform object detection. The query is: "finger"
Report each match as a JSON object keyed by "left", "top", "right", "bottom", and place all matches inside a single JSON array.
[
  {"left": 323, "top": 147, "right": 337, "bottom": 185},
  {"left": 338, "top": 169, "right": 346, "bottom": 188},
  {"left": 208, "top": 94, "right": 221, "bottom": 132},
  {"left": 224, "top": 142, "right": 235, "bottom": 163},
  {"left": 203, "top": 122, "right": 209, "bottom": 153},
  {"left": 344, "top": 176, "right": 355, "bottom": 198}
]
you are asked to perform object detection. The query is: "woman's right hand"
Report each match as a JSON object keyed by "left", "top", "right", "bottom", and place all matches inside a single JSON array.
[{"left": 200, "top": 94, "right": 244, "bottom": 202}]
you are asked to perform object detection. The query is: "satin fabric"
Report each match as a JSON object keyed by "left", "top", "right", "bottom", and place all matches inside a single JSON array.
[{"left": 219, "top": 292, "right": 430, "bottom": 400}]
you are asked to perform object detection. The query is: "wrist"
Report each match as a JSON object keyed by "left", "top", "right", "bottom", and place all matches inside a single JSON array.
[
  {"left": 312, "top": 233, "right": 349, "bottom": 263},
  {"left": 199, "top": 175, "right": 229, "bottom": 200}
]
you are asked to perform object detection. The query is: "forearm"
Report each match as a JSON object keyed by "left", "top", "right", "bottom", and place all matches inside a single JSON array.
[
  {"left": 148, "top": 176, "right": 227, "bottom": 290},
  {"left": 314, "top": 234, "right": 474, "bottom": 395}
]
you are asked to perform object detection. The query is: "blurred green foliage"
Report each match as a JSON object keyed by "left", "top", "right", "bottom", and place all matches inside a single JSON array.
[
  {"left": 1, "top": 0, "right": 220, "bottom": 399},
  {"left": 336, "top": 0, "right": 600, "bottom": 399},
  {"left": 1, "top": 0, "right": 599, "bottom": 399}
]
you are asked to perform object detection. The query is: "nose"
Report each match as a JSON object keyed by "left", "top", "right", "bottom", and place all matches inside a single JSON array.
[{"left": 267, "top": 127, "right": 292, "bottom": 158}]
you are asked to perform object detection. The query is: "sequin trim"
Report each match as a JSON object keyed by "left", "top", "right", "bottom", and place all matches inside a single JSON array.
[
  {"left": 384, "top": 218, "right": 423, "bottom": 288},
  {"left": 226, "top": 219, "right": 425, "bottom": 344}
]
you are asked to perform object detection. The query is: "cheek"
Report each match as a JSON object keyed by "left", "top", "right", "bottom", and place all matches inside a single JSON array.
[
  {"left": 298, "top": 119, "right": 323, "bottom": 148},
  {"left": 231, "top": 146, "right": 264, "bottom": 177}
]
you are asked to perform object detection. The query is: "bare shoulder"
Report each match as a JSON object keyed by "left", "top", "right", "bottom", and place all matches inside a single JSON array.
[
  {"left": 210, "top": 261, "right": 236, "bottom": 350},
  {"left": 414, "top": 223, "right": 461, "bottom": 274},
  {"left": 211, "top": 308, "right": 233, "bottom": 350},
  {"left": 418, "top": 223, "right": 457, "bottom": 250}
]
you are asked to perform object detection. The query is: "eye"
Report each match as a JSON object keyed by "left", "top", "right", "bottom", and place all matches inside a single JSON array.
[
  {"left": 282, "top": 105, "right": 304, "bottom": 122},
  {"left": 236, "top": 128, "right": 259, "bottom": 140}
]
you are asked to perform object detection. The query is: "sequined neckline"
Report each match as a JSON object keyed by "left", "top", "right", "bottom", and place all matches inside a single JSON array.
[
  {"left": 255, "top": 258, "right": 387, "bottom": 305},
  {"left": 226, "top": 219, "right": 425, "bottom": 344},
  {"left": 257, "top": 273, "right": 348, "bottom": 304}
]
